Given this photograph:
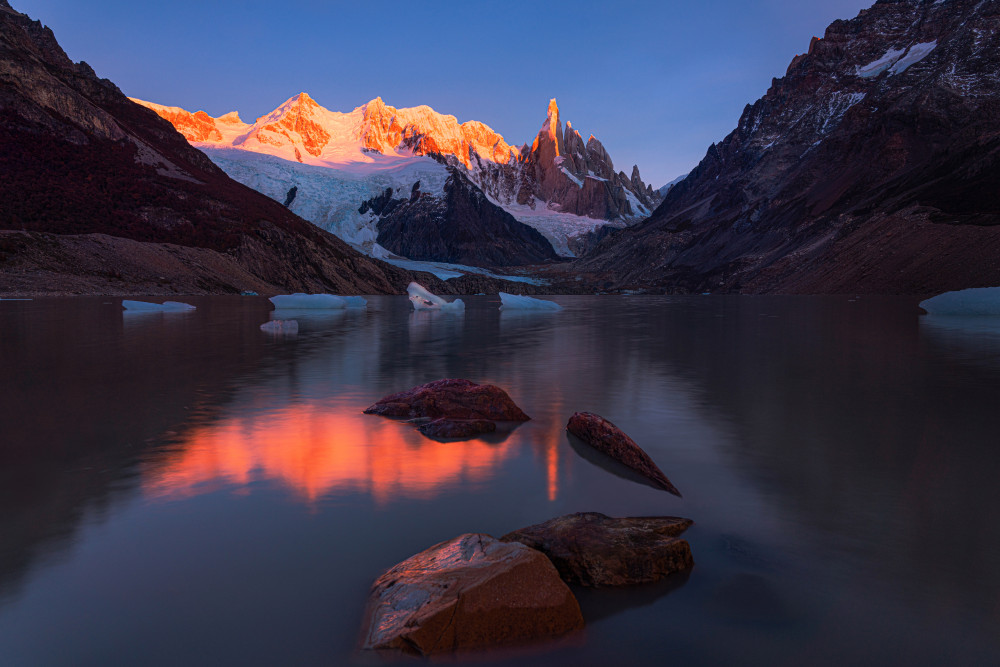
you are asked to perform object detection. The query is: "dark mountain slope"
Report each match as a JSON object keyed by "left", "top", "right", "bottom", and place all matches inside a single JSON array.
[
  {"left": 579, "top": 0, "right": 1000, "bottom": 295},
  {"left": 0, "top": 0, "right": 417, "bottom": 295}
]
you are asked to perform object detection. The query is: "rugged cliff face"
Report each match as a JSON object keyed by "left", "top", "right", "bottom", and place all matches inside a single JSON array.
[
  {"left": 0, "top": 0, "right": 418, "bottom": 295},
  {"left": 579, "top": 0, "right": 1000, "bottom": 295},
  {"left": 366, "top": 168, "right": 558, "bottom": 266}
]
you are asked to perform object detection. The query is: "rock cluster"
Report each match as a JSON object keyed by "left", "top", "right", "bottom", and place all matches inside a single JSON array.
[{"left": 360, "top": 381, "right": 692, "bottom": 656}]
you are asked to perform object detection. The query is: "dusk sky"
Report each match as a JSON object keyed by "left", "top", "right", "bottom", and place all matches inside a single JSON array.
[{"left": 17, "top": 0, "right": 873, "bottom": 186}]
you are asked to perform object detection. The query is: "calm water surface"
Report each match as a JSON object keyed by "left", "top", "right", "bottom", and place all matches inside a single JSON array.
[{"left": 1, "top": 295, "right": 998, "bottom": 666}]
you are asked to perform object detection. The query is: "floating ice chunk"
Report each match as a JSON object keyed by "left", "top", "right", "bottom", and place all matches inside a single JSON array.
[
  {"left": 499, "top": 293, "right": 562, "bottom": 311},
  {"left": 260, "top": 319, "right": 299, "bottom": 334},
  {"left": 122, "top": 300, "right": 196, "bottom": 311},
  {"left": 342, "top": 296, "right": 368, "bottom": 308},
  {"left": 407, "top": 282, "right": 465, "bottom": 312},
  {"left": 269, "top": 293, "right": 347, "bottom": 309},
  {"left": 920, "top": 287, "right": 1000, "bottom": 316}
]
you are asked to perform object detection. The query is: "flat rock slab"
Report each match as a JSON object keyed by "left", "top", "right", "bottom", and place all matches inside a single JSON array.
[
  {"left": 364, "top": 379, "right": 530, "bottom": 422},
  {"left": 418, "top": 418, "right": 497, "bottom": 439},
  {"left": 566, "top": 412, "right": 681, "bottom": 496},
  {"left": 360, "top": 533, "right": 583, "bottom": 655},
  {"left": 501, "top": 512, "right": 694, "bottom": 587}
]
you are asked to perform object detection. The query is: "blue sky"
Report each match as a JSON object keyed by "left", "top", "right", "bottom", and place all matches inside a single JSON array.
[{"left": 17, "top": 0, "right": 873, "bottom": 186}]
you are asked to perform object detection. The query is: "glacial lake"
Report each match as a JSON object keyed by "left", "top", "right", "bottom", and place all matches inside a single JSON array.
[{"left": 1, "top": 295, "right": 999, "bottom": 666}]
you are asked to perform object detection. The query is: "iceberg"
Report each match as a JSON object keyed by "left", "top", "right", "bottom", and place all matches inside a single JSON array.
[
  {"left": 260, "top": 319, "right": 299, "bottom": 334},
  {"left": 920, "top": 287, "right": 1000, "bottom": 316},
  {"left": 122, "top": 300, "right": 196, "bottom": 311},
  {"left": 499, "top": 293, "right": 562, "bottom": 311},
  {"left": 407, "top": 282, "right": 465, "bottom": 312},
  {"left": 268, "top": 293, "right": 367, "bottom": 309}
]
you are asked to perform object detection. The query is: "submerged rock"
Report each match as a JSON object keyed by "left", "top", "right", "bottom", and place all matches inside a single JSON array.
[
  {"left": 359, "top": 533, "right": 583, "bottom": 655},
  {"left": 418, "top": 418, "right": 497, "bottom": 439},
  {"left": 501, "top": 512, "right": 694, "bottom": 587},
  {"left": 364, "top": 379, "right": 530, "bottom": 422},
  {"left": 566, "top": 412, "right": 681, "bottom": 496}
]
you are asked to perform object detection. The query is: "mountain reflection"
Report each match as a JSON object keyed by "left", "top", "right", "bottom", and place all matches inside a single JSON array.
[{"left": 144, "top": 400, "right": 516, "bottom": 504}]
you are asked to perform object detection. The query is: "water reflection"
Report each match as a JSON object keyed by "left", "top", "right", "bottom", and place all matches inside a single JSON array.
[{"left": 144, "top": 400, "right": 516, "bottom": 505}]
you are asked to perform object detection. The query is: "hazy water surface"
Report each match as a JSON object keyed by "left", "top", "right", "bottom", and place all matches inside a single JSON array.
[{"left": 1, "top": 295, "right": 998, "bottom": 666}]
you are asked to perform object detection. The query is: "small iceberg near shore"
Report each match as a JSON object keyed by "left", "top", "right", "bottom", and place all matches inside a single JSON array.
[
  {"left": 260, "top": 319, "right": 298, "bottom": 334},
  {"left": 920, "top": 287, "right": 1000, "bottom": 316},
  {"left": 499, "top": 293, "right": 562, "bottom": 311},
  {"left": 407, "top": 282, "right": 465, "bottom": 312},
  {"left": 268, "top": 293, "right": 367, "bottom": 309},
  {"left": 122, "top": 300, "right": 195, "bottom": 311}
]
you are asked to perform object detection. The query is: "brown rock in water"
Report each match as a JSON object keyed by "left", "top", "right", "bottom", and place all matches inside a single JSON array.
[
  {"left": 566, "top": 412, "right": 681, "bottom": 496},
  {"left": 501, "top": 512, "right": 694, "bottom": 587},
  {"left": 418, "top": 418, "right": 497, "bottom": 439},
  {"left": 359, "top": 533, "right": 583, "bottom": 655},
  {"left": 364, "top": 379, "right": 530, "bottom": 422}
]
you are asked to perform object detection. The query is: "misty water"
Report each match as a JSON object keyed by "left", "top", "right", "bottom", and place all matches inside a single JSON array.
[{"left": 1, "top": 295, "right": 999, "bottom": 666}]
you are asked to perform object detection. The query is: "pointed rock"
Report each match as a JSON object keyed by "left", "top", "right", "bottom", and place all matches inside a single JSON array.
[{"left": 566, "top": 412, "right": 681, "bottom": 496}]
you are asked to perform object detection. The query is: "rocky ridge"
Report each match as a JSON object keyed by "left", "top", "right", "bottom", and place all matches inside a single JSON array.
[{"left": 578, "top": 0, "right": 1000, "bottom": 295}]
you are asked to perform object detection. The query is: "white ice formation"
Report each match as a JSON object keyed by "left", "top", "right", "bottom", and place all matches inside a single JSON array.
[
  {"left": 498, "top": 293, "right": 562, "bottom": 311},
  {"left": 407, "top": 282, "right": 465, "bottom": 312},
  {"left": 122, "top": 300, "right": 196, "bottom": 311},
  {"left": 920, "top": 287, "right": 1000, "bottom": 316}
]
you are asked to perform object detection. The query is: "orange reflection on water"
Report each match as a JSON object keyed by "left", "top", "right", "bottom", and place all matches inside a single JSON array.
[{"left": 144, "top": 401, "right": 515, "bottom": 505}]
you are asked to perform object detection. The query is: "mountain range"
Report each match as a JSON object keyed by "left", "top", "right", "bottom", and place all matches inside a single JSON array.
[
  {"left": 133, "top": 94, "right": 661, "bottom": 264},
  {"left": 3, "top": 0, "right": 999, "bottom": 296},
  {"left": 0, "top": 0, "right": 548, "bottom": 295}
]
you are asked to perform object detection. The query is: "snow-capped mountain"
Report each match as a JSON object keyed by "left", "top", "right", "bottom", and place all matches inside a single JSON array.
[
  {"left": 578, "top": 0, "right": 1000, "bottom": 295},
  {"left": 133, "top": 94, "right": 661, "bottom": 262}
]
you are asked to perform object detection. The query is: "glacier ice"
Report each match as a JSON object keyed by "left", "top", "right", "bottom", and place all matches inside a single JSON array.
[
  {"left": 920, "top": 287, "right": 1000, "bottom": 316},
  {"left": 122, "top": 300, "right": 196, "bottom": 311},
  {"left": 260, "top": 319, "right": 299, "bottom": 334},
  {"left": 268, "top": 293, "right": 367, "bottom": 309},
  {"left": 407, "top": 282, "right": 465, "bottom": 312},
  {"left": 499, "top": 293, "right": 562, "bottom": 311}
]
